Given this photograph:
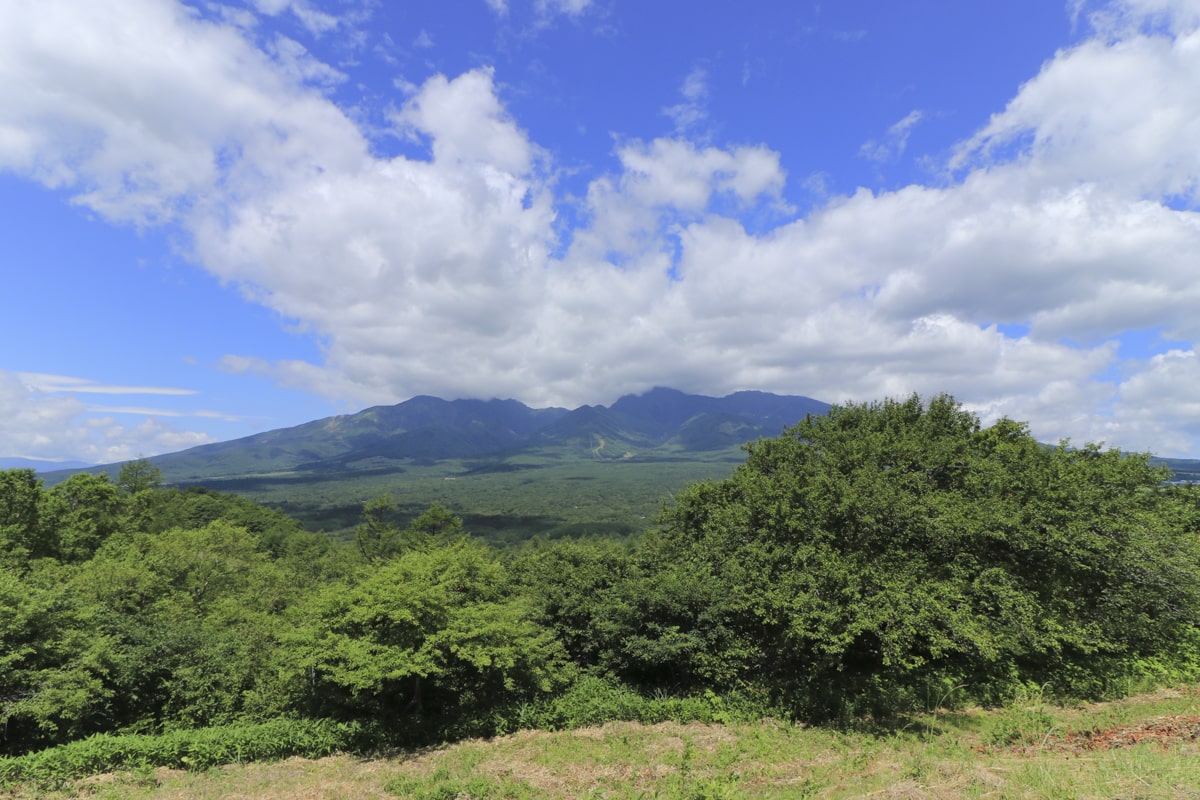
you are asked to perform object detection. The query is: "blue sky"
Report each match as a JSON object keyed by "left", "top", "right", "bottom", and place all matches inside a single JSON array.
[{"left": 4, "top": 0, "right": 1200, "bottom": 463}]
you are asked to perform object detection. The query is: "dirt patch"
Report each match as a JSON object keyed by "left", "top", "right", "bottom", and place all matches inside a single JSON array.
[
  {"left": 1005, "top": 715, "right": 1200, "bottom": 756},
  {"left": 1058, "top": 715, "right": 1200, "bottom": 751}
]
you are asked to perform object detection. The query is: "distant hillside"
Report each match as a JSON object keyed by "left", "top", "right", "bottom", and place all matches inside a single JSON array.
[
  {"left": 50, "top": 388, "right": 830, "bottom": 487},
  {"left": 1152, "top": 456, "right": 1200, "bottom": 483}
]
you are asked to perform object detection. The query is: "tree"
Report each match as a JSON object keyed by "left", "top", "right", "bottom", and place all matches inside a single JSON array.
[
  {"left": 0, "top": 564, "right": 115, "bottom": 754},
  {"left": 355, "top": 499, "right": 464, "bottom": 563},
  {"left": 511, "top": 536, "right": 745, "bottom": 689},
  {"left": 0, "top": 469, "right": 45, "bottom": 565},
  {"left": 42, "top": 473, "right": 125, "bottom": 562},
  {"left": 659, "top": 394, "right": 1200, "bottom": 717},
  {"left": 299, "top": 538, "right": 567, "bottom": 731},
  {"left": 117, "top": 458, "right": 162, "bottom": 494}
]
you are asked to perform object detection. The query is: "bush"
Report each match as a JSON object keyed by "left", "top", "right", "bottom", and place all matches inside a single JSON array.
[
  {"left": 0, "top": 718, "right": 362, "bottom": 787},
  {"left": 496, "top": 674, "right": 772, "bottom": 732}
]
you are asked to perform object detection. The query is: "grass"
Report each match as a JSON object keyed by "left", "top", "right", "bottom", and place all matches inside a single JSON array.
[{"left": 10, "top": 687, "right": 1200, "bottom": 799}]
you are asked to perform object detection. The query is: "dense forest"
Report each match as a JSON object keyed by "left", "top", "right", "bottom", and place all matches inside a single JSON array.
[{"left": 3, "top": 394, "right": 1199, "bottom": 780}]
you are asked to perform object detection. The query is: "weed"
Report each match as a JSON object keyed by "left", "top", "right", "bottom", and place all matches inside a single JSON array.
[{"left": 986, "top": 683, "right": 1058, "bottom": 746}]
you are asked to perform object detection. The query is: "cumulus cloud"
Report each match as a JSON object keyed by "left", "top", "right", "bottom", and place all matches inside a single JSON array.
[
  {"left": 952, "top": 12, "right": 1200, "bottom": 205},
  {"left": 6, "top": 0, "right": 1200, "bottom": 459},
  {"left": 1106, "top": 347, "right": 1200, "bottom": 455},
  {"left": 0, "top": 0, "right": 364, "bottom": 225}
]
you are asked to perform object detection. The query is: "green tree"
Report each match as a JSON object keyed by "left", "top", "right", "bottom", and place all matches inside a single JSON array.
[
  {"left": 355, "top": 499, "right": 465, "bottom": 563},
  {"left": 659, "top": 394, "right": 1200, "bottom": 717},
  {"left": 70, "top": 519, "right": 311, "bottom": 732},
  {"left": 511, "top": 537, "right": 745, "bottom": 689},
  {"left": 0, "top": 469, "right": 46, "bottom": 566},
  {"left": 299, "top": 538, "right": 567, "bottom": 732},
  {"left": 355, "top": 493, "right": 400, "bottom": 562},
  {"left": 41, "top": 473, "right": 125, "bottom": 562},
  {"left": 406, "top": 503, "right": 465, "bottom": 542},
  {"left": 116, "top": 458, "right": 162, "bottom": 494},
  {"left": 0, "top": 564, "right": 116, "bottom": 754}
]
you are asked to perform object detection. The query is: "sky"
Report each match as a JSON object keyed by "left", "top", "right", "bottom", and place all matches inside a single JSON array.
[{"left": 4, "top": 0, "right": 1200, "bottom": 464}]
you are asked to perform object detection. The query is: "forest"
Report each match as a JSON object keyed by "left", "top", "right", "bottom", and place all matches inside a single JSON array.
[{"left": 3, "top": 394, "right": 1200, "bottom": 784}]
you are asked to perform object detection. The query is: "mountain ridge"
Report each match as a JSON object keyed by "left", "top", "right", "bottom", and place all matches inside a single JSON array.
[{"left": 48, "top": 388, "right": 831, "bottom": 485}]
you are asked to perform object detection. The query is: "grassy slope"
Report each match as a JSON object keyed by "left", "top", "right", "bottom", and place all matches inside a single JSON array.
[{"left": 28, "top": 687, "right": 1200, "bottom": 799}]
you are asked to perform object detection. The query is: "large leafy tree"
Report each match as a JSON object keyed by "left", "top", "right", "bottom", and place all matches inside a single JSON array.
[
  {"left": 41, "top": 473, "right": 125, "bottom": 562},
  {"left": 659, "top": 394, "right": 1200, "bottom": 716},
  {"left": 0, "top": 561, "right": 119, "bottom": 754},
  {"left": 0, "top": 469, "right": 48, "bottom": 566},
  {"left": 297, "top": 538, "right": 567, "bottom": 732},
  {"left": 511, "top": 536, "right": 747, "bottom": 689},
  {"left": 116, "top": 458, "right": 162, "bottom": 495}
]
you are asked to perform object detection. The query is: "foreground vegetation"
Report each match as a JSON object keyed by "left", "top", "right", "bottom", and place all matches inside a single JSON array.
[
  {"left": 9, "top": 687, "right": 1200, "bottom": 798},
  {"left": 4, "top": 394, "right": 1200, "bottom": 791}
]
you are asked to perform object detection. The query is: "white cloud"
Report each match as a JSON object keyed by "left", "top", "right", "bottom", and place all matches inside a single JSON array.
[
  {"left": 0, "top": 371, "right": 215, "bottom": 462},
  {"left": 1102, "top": 347, "right": 1200, "bottom": 455},
  {"left": 1088, "top": 0, "right": 1200, "bottom": 36},
  {"left": 663, "top": 66, "right": 709, "bottom": 133},
  {"left": 266, "top": 34, "right": 346, "bottom": 87},
  {"left": 859, "top": 109, "right": 923, "bottom": 163},
  {"left": 952, "top": 17, "right": 1200, "bottom": 205},
  {"left": 0, "top": 0, "right": 365, "bottom": 225},
  {"left": 17, "top": 373, "right": 199, "bottom": 396},
  {"left": 249, "top": 0, "right": 339, "bottom": 35},
  {"left": 535, "top": 0, "right": 593, "bottom": 18},
  {"left": 390, "top": 69, "right": 538, "bottom": 175}
]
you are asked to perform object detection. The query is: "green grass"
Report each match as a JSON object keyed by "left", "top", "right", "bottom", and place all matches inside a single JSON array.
[{"left": 10, "top": 687, "right": 1200, "bottom": 799}]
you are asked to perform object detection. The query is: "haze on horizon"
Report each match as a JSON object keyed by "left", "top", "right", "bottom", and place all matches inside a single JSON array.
[{"left": 4, "top": 0, "right": 1200, "bottom": 463}]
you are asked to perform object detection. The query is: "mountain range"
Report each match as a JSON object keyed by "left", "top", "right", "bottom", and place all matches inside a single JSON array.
[{"left": 87, "top": 387, "right": 831, "bottom": 484}]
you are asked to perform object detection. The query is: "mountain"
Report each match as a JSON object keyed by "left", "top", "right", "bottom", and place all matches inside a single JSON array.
[
  {"left": 52, "top": 388, "right": 831, "bottom": 485},
  {"left": 140, "top": 396, "right": 571, "bottom": 482}
]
